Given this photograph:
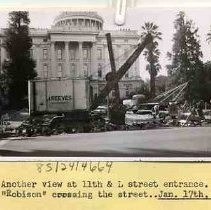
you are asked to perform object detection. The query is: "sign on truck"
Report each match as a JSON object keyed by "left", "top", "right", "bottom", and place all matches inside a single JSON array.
[{"left": 28, "top": 78, "right": 90, "bottom": 115}]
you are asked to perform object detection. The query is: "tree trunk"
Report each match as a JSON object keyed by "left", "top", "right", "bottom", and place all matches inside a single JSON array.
[{"left": 150, "top": 64, "right": 156, "bottom": 99}]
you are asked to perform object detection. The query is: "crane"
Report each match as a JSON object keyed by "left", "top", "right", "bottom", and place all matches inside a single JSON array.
[
  {"left": 90, "top": 33, "right": 153, "bottom": 124},
  {"left": 90, "top": 33, "right": 153, "bottom": 111}
]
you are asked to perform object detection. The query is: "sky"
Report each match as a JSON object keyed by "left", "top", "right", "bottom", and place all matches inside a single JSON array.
[
  {"left": 0, "top": 1, "right": 211, "bottom": 80},
  {"left": 1, "top": 0, "right": 211, "bottom": 8}
]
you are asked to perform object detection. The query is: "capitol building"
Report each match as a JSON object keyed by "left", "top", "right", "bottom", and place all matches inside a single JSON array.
[{"left": 0, "top": 11, "right": 143, "bottom": 99}]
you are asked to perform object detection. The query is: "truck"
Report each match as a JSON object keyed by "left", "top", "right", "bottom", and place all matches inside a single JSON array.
[{"left": 28, "top": 78, "right": 90, "bottom": 115}]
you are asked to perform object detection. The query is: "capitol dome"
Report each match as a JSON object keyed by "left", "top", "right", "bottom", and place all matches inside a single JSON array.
[{"left": 53, "top": 11, "right": 104, "bottom": 32}]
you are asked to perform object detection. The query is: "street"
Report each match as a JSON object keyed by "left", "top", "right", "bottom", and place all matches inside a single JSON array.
[{"left": 0, "top": 126, "right": 211, "bottom": 157}]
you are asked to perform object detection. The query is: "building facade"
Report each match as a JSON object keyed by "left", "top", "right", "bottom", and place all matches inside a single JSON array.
[{"left": 0, "top": 11, "right": 143, "bottom": 99}]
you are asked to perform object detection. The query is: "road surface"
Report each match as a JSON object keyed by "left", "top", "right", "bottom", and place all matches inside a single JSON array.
[{"left": 0, "top": 127, "right": 211, "bottom": 157}]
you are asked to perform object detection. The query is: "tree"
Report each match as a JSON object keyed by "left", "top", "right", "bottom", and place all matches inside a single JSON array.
[
  {"left": 206, "top": 26, "right": 211, "bottom": 44},
  {"left": 140, "top": 22, "right": 162, "bottom": 98},
  {"left": 155, "top": 75, "right": 169, "bottom": 95},
  {"left": 134, "top": 81, "right": 151, "bottom": 102},
  {"left": 167, "top": 11, "right": 204, "bottom": 102},
  {"left": 202, "top": 61, "right": 211, "bottom": 102},
  {"left": 3, "top": 11, "right": 36, "bottom": 109}
]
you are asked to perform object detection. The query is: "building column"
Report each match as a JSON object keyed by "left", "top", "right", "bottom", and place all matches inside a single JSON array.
[
  {"left": 91, "top": 42, "right": 97, "bottom": 78},
  {"left": 50, "top": 42, "right": 56, "bottom": 77},
  {"left": 65, "top": 41, "right": 70, "bottom": 77},
  {"left": 78, "top": 41, "right": 83, "bottom": 77},
  {"left": 103, "top": 43, "right": 109, "bottom": 77},
  {"left": 35, "top": 45, "right": 41, "bottom": 78}
]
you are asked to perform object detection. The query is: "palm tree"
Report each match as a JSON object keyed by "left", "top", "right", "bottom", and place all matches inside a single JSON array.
[{"left": 140, "top": 22, "right": 162, "bottom": 98}]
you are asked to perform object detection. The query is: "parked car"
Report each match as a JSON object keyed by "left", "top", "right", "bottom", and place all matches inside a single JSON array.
[
  {"left": 132, "top": 102, "right": 169, "bottom": 119},
  {"left": 203, "top": 109, "right": 211, "bottom": 123},
  {"left": 125, "top": 109, "right": 156, "bottom": 128},
  {"left": 91, "top": 105, "right": 108, "bottom": 116}
]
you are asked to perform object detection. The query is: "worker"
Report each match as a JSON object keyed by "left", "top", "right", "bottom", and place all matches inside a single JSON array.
[
  {"left": 153, "top": 104, "right": 159, "bottom": 119},
  {"left": 181, "top": 100, "right": 189, "bottom": 112},
  {"left": 168, "top": 101, "right": 178, "bottom": 120},
  {"left": 189, "top": 104, "right": 198, "bottom": 125},
  {"left": 196, "top": 100, "right": 204, "bottom": 120}
]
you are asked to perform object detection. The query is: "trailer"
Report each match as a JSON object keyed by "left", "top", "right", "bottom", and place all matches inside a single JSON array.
[{"left": 28, "top": 78, "right": 90, "bottom": 115}]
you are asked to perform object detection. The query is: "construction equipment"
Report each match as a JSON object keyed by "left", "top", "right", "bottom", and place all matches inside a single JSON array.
[
  {"left": 90, "top": 33, "right": 152, "bottom": 124},
  {"left": 90, "top": 33, "right": 152, "bottom": 111},
  {"left": 26, "top": 33, "right": 152, "bottom": 133},
  {"left": 105, "top": 33, "right": 120, "bottom": 107},
  {"left": 153, "top": 82, "right": 189, "bottom": 103}
]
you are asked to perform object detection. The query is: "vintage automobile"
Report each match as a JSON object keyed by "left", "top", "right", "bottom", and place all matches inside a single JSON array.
[
  {"left": 133, "top": 102, "right": 169, "bottom": 119},
  {"left": 125, "top": 109, "right": 157, "bottom": 128},
  {"left": 91, "top": 105, "right": 108, "bottom": 116},
  {"left": 203, "top": 109, "right": 211, "bottom": 123}
]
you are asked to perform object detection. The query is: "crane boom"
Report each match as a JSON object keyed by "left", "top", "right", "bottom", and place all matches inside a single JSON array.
[
  {"left": 106, "top": 33, "right": 120, "bottom": 107},
  {"left": 90, "top": 33, "right": 153, "bottom": 110}
]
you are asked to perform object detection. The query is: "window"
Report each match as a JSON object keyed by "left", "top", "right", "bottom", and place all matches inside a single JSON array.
[
  {"left": 125, "top": 73, "right": 129, "bottom": 78},
  {"left": 43, "top": 64, "right": 48, "bottom": 78},
  {"left": 126, "top": 89, "right": 130, "bottom": 97},
  {"left": 97, "top": 48, "right": 102, "bottom": 60},
  {"left": 43, "top": 49, "right": 48, "bottom": 59},
  {"left": 43, "top": 38, "right": 48, "bottom": 42},
  {"left": 79, "top": 19, "right": 83, "bottom": 26},
  {"left": 58, "top": 64, "right": 62, "bottom": 77},
  {"left": 70, "top": 49, "right": 76, "bottom": 60},
  {"left": 71, "top": 63, "right": 76, "bottom": 75},
  {"left": 85, "top": 20, "right": 90, "bottom": 27},
  {"left": 124, "top": 39, "right": 128, "bottom": 43},
  {"left": 83, "top": 49, "right": 89, "bottom": 60},
  {"left": 73, "top": 19, "right": 77, "bottom": 26},
  {"left": 91, "top": 20, "right": 95, "bottom": 27},
  {"left": 83, "top": 63, "right": 88, "bottom": 76},
  {"left": 57, "top": 49, "right": 62, "bottom": 60},
  {"left": 125, "top": 84, "right": 132, "bottom": 97},
  {"left": 97, "top": 22, "right": 100, "bottom": 30},
  {"left": 98, "top": 64, "right": 102, "bottom": 78}
]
